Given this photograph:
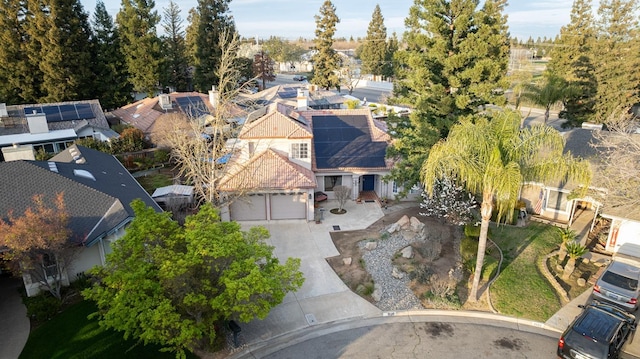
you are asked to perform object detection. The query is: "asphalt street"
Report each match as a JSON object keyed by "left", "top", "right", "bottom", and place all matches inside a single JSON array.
[{"left": 257, "top": 321, "right": 558, "bottom": 359}]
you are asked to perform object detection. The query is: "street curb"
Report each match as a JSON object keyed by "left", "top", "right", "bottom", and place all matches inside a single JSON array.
[{"left": 227, "top": 310, "right": 561, "bottom": 359}]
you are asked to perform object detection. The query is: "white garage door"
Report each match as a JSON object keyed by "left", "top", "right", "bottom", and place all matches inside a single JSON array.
[
  {"left": 230, "top": 194, "right": 267, "bottom": 221},
  {"left": 270, "top": 193, "right": 307, "bottom": 220}
]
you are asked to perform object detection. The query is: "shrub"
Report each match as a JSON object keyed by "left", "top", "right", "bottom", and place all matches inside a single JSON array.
[
  {"left": 460, "top": 236, "right": 478, "bottom": 262},
  {"left": 345, "top": 99, "right": 360, "bottom": 109},
  {"left": 411, "top": 264, "right": 434, "bottom": 284},
  {"left": 380, "top": 232, "right": 390, "bottom": 240},
  {"left": 464, "top": 224, "right": 480, "bottom": 238},
  {"left": 23, "top": 293, "right": 61, "bottom": 322}
]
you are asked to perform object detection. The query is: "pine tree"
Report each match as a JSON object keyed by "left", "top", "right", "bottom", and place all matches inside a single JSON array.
[
  {"left": 593, "top": 0, "right": 640, "bottom": 123},
  {"left": 0, "top": 0, "right": 26, "bottom": 104},
  {"left": 38, "top": 0, "right": 94, "bottom": 102},
  {"left": 311, "top": 0, "right": 341, "bottom": 90},
  {"left": 360, "top": 4, "right": 388, "bottom": 77},
  {"left": 22, "top": 0, "right": 47, "bottom": 102},
  {"left": 547, "top": 0, "right": 597, "bottom": 126},
  {"left": 160, "top": 1, "right": 189, "bottom": 91},
  {"left": 91, "top": 1, "right": 132, "bottom": 110},
  {"left": 116, "top": 0, "right": 162, "bottom": 97},
  {"left": 383, "top": 32, "right": 399, "bottom": 79},
  {"left": 387, "top": 0, "right": 510, "bottom": 195},
  {"left": 190, "top": 0, "right": 236, "bottom": 92}
]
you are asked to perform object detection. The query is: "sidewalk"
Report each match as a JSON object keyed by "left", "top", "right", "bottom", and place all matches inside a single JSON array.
[{"left": 0, "top": 277, "right": 30, "bottom": 359}]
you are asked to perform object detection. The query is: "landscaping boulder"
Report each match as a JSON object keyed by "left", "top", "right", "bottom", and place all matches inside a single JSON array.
[
  {"left": 392, "top": 266, "right": 405, "bottom": 279},
  {"left": 372, "top": 284, "right": 382, "bottom": 302},
  {"left": 387, "top": 223, "right": 400, "bottom": 234},
  {"left": 365, "top": 241, "right": 378, "bottom": 250},
  {"left": 396, "top": 215, "right": 410, "bottom": 228},
  {"left": 343, "top": 257, "right": 352, "bottom": 266},
  {"left": 577, "top": 278, "right": 587, "bottom": 287},
  {"left": 401, "top": 246, "right": 414, "bottom": 259},
  {"left": 410, "top": 216, "right": 425, "bottom": 232}
]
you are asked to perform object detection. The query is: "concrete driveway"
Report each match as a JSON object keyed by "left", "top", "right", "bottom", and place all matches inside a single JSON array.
[
  {"left": 0, "top": 276, "right": 30, "bottom": 359},
  {"left": 236, "top": 201, "right": 387, "bottom": 345}
]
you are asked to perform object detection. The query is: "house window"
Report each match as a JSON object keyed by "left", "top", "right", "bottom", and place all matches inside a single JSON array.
[
  {"left": 324, "top": 176, "right": 342, "bottom": 191},
  {"left": 409, "top": 184, "right": 421, "bottom": 194},
  {"left": 392, "top": 182, "right": 398, "bottom": 194},
  {"left": 291, "top": 143, "right": 308, "bottom": 159},
  {"left": 42, "top": 254, "right": 58, "bottom": 278},
  {"left": 547, "top": 190, "right": 568, "bottom": 212}
]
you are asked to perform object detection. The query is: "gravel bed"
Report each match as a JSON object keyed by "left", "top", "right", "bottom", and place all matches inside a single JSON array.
[{"left": 358, "top": 230, "right": 423, "bottom": 311}]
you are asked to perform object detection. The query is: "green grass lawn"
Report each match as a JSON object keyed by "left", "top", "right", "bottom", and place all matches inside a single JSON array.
[
  {"left": 20, "top": 300, "right": 197, "bottom": 359},
  {"left": 489, "top": 222, "right": 562, "bottom": 322},
  {"left": 136, "top": 173, "right": 173, "bottom": 194}
]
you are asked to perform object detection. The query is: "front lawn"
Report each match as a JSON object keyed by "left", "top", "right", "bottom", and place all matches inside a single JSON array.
[
  {"left": 20, "top": 300, "right": 196, "bottom": 359},
  {"left": 489, "top": 223, "right": 562, "bottom": 322}
]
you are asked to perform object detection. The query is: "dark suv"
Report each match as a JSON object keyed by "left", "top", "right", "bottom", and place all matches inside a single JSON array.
[{"left": 558, "top": 301, "right": 636, "bottom": 359}]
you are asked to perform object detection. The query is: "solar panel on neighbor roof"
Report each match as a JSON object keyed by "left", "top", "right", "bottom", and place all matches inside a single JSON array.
[
  {"left": 75, "top": 104, "right": 94, "bottom": 119},
  {"left": 42, "top": 106, "right": 63, "bottom": 122},
  {"left": 23, "top": 106, "right": 43, "bottom": 116},
  {"left": 279, "top": 90, "right": 297, "bottom": 99},
  {"left": 58, "top": 104, "right": 77, "bottom": 120}
]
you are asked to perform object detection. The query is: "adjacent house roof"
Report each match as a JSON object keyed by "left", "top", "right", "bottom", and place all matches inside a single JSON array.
[
  {"left": 111, "top": 92, "right": 214, "bottom": 133},
  {"left": 219, "top": 149, "right": 316, "bottom": 191},
  {"left": 235, "top": 85, "right": 346, "bottom": 111},
  {"left": 0, "top": 145, "right": 161, "bottom": 246},
  {"left": 306, "top": 109, "right": 392, "bottom": 171}
]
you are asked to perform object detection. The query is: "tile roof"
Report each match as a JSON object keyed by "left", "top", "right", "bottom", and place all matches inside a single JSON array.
[
  {"left": 219, "top": 149, "right": 316, "bottom": 191},
  {"left": 239, "top": 104, "right": 312, "bottom": 139}
]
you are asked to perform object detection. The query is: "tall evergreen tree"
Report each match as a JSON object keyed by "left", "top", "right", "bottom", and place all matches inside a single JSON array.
[
  {"left": 22, "top": 0, "right": 48, "bottom": 102},
  {"left": 360, "top": 4, "right": 388, "bottom": 77},
  {"left": 116, "top": 0, "right": 162, "bottom": 97},
  {"left": 592, "top": 0, "right": 640, "bottom": 123},
  {"left": 311, "top": 0, "right": 341, "bottom": 90},
  {"left": 160, "top": 1, "right": 189, "bottom": 91},
  {"left": 91, "top": 1, "right": 132, "bottom": 110},
  {"left": 190, "top": 0, "right": 236, "bottom": 92},
  {"left": 386, "top": 0, "right": 510, "bottom": 194},
  {"left": 38, "top": 0, "right": 94, "bottom": 102},
  {"left": 547, "top": 0, "right": 597, "bottom": 127},
  {"left": 0, "top": 0, "right": 26, "bottom": 104},
  {"left": 383, "top": 32, "right": 399, "bottom": 79}
]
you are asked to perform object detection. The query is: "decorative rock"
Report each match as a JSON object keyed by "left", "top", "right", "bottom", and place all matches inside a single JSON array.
[
  {"left": 577, "top": 278, "right": 587, "bottom": 287},
  {"left": 387, "top": 223, "right": 400, "bottom": 234},
  {"left": 372, "top": 284, "right": 382, "bottom": 302},
  {"left": 582, "top": 257, "right": 590, "bottom": 264},
  {"left": 365, "top": 241, "right": 378, "bottom": 250},
  {"left": 401, "top": 246, "right": 414, "bottom": 259},
  {"left": 556, "top": 264, "right": 564, "bottom": 272},
  {"left": 343, "top": 257, "right": 352, "bottom": 266},
  {"left": 392, "top": 266, "right": 405, "bottom": 279},
  {"left": 409, "top": 217, "right": 425, "bottom": 232},
  {"left": 396, "top": 215, "right": 410, "bottom": 228}
]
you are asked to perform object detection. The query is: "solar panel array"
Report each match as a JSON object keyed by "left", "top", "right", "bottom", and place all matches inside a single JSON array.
[
  {"left": 23, "top": 103, "right": 95, "bottom": 122},
  {"left": 313, "top": 115, "right": 387, "bottom": 169},
  {"left": 175, "top": 96, "right": 209, "bottom": 118}
]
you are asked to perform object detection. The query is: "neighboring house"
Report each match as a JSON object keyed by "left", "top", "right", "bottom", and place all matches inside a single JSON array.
[
  {"left": 219, "top": 101, "right": 418, "bottom": 222},
  {"left": 519, "top": 127, "right": 639, "bottom": 254},
  {"left": 0, "top": 144, "right": 162, "bottom": 296},
  {"left": 152, "top": 184, "right": 195, "bottom": 210},
  {"left": 111, "top": 90, "right": 220, "bottom": 138},
  {"left": 0, "top": 100, "right": 117, "bottom": 160},
  {"left": 236, "top": 85, "right": 346, "bottom": 112}
]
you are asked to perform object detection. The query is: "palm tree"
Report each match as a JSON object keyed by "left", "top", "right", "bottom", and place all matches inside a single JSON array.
[
  {"left": 562, "top": 241, "right": 588, "bottom": 280},
  {"left": 558, "top": 228, "right": 577, "bottom": 261},
  {"left": 522, "top": 74, "right": 577, "bottom": 124},
  {"left": 421, "top": 109, "right": 591, "bottom": 301}
]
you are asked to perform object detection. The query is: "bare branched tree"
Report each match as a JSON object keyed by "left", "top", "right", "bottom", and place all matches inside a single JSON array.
[
  {"left": 591, "top": 118, "right": 640, "bottom": 218},
  {"left": 333, "top": 185, "right": 351, "bottom": 212},
  {"left": 152, "top": 30, "right": 259, "bottom": 207}
]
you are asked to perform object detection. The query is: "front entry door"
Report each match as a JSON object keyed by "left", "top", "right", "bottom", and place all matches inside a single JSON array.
[{"left": 362, "top": 175, "right": 375, "bottom": 191}]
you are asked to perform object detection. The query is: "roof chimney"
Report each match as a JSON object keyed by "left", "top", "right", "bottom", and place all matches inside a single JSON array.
[
  {"left": 208, "top": 86, "right": 219, "bottom": 108},
  {"left": 297, "top": 88, "right": 308, "bottom": 111},
  {"left": 26, "top": 111, "right": 48, "bottom": 134}
]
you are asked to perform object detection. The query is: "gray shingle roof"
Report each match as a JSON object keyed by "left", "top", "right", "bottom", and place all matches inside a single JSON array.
[{"left": 1, "top": 145, "right": 161, "bottom": 246}]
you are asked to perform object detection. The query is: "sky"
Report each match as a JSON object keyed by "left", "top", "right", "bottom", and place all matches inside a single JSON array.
[{"left": 80, "top": 0, "right": 575, "bottom": 42}]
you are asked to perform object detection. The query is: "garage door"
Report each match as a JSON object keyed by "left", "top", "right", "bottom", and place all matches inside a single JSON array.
[
  {"left": 270, "top": 192, "right": 307, "bottom": 220},
  {"left": 230, "top": 194, "right": 267, "bottom": 221}
]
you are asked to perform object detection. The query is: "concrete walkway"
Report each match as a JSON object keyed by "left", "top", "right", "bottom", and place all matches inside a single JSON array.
[{"left": 0, "top": 276, "right": 30, "bottom": 359}]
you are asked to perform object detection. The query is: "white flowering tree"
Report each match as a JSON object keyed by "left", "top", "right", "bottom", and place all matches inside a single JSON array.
[{"left": 419, "top": 177, "right": 477, "bottom": 226}]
